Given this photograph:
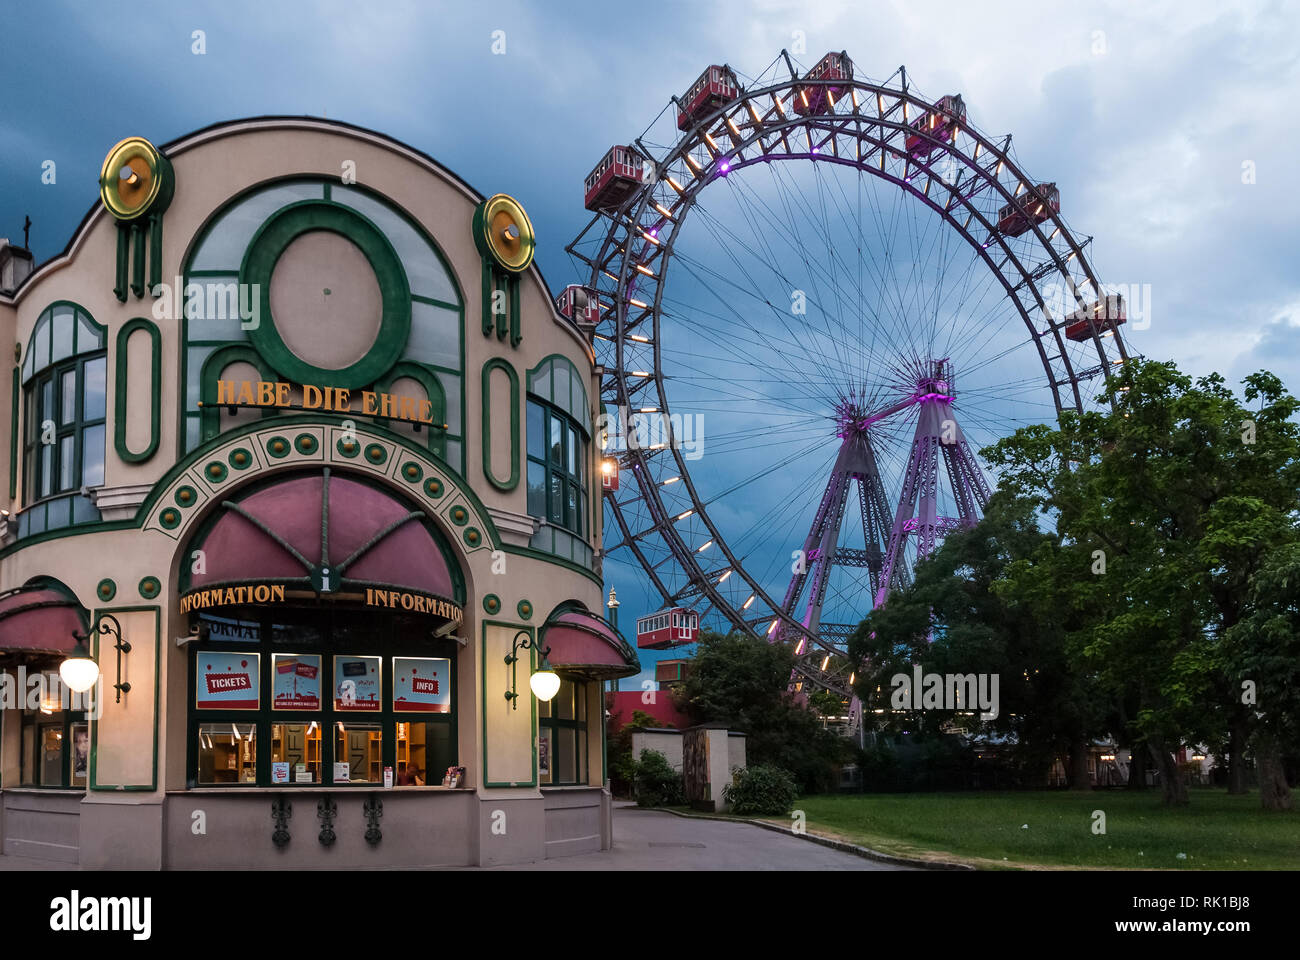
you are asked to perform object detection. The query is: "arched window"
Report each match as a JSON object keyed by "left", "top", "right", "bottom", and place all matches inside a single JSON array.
[
  {"left": 20, "top": 303, "right": 106, "bottom": 533},
  {"left": 525, "top": 356, "right": 591, "bottom": 566}
]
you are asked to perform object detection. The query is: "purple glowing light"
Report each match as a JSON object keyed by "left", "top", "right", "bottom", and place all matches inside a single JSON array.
[{"left": 719, "top": 160, "right": 731, "bottom": 173}]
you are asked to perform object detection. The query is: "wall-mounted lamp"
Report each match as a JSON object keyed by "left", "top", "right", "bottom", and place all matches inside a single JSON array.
[
  {"left": 69, "top": 613, "right": 130, "bottom": 702},
  {"left": 60, "top": 632, "right": 100, "bottom": 694},
  {"left": 504, "top": 629, "right": 560, "bottom": 710}
]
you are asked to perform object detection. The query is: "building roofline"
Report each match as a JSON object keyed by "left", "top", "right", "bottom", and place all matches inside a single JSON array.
[{"left": 1, "top": 116, "right": 583, "bottom": 351}]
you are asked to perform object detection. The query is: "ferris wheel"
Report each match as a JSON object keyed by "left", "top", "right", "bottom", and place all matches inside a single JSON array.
[{"left": 565, "top": 51, "right": 1132, "bottom": 717}]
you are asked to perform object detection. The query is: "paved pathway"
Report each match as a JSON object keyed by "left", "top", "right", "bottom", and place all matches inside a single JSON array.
[
  {"left": 485, "top": 804, "right": 910, "bottom": 870},
  {"left": 0, "top": 806, "right": 913, "bottom": 871}
]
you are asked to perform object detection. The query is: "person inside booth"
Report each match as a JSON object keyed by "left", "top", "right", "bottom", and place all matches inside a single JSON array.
[{"left": 397, "top": 763, "right": 424, "bottom": 786}]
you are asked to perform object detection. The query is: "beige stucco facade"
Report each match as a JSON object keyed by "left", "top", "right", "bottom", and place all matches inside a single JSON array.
[{"left": 0, "top": 118, "right": 633, "bottom": 868}]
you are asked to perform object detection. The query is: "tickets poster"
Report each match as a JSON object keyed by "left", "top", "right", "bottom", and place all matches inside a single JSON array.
[
  {"left": 196, "top": 652, "right": 260, "bottom": 710},
  {"left": 333, "top": 655, "right": 381, "bottom": 711},
  {"left": 272, "top": 654, "right": 321, "bottom": 711},
  {"left": 393, "top": 657, "right": 451, "bottom": 713}
]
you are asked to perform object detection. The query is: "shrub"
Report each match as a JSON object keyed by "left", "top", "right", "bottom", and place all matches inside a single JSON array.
[
  {"left": 723, "top": 764, "right": 797, "bottom": 815},
  {"left": 634, "top": 749, "right": 685, "bottom": 807}
]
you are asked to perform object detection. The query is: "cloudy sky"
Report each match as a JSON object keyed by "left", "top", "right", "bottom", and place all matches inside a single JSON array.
[{"left": 3, "top": 0, "right": 1297, "bottom": 686}]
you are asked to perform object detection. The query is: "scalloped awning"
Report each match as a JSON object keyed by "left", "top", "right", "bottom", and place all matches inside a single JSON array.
[
  {"left": 184, "top": 468, "right": 461, "bottom": 620},
  {"left": 0, "top": 585, "right": 87, "bottom": 655},
  {"left": 541, "top": 609, "right": 639, "bottom": 681}
]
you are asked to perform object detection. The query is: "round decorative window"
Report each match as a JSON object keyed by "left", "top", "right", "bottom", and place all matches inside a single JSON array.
[
  {"left": 269, "top": 231, "right": 382, "bottom": 370},
  {"left": 241, "top": 201, "right": 411, "bottom": 388}
]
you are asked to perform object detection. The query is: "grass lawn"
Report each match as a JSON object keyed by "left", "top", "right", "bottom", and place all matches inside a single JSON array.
[{"left": 743, "top": 789, "right": 1299, "bottom": 870}]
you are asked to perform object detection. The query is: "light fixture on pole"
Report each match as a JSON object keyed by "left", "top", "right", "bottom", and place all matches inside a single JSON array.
[
  {"left": 504, "top": 629, "right": 559, "bottom": 709},
  {"left": 60, "top": 631, "right": 100, "bottom": 695},
  {"left": 69, "top": 613, "right": 130, "bottom": 702}
]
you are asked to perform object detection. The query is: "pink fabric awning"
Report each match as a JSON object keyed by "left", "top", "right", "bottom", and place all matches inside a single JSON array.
[
  {"left": 541, "top": 609, "right": 639, "bottom": 681},
  {"left": 187, "top": 469, "right": 460, "bottom": 613},
  {"left": 0, "top": 586, "right": 87, "bottom": 654}
]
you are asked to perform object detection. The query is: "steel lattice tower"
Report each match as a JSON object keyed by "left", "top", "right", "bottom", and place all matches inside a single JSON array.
[{"left": 775, "top": 360, "right": 991, "bottom": 736}]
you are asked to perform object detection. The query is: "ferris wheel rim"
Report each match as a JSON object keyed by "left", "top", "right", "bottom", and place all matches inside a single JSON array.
[{"left": 575, "top": 56, "right": 1130, "bottom": 671}]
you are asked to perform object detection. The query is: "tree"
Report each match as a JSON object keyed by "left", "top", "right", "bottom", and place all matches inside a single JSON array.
[
  {"left": 984, "top": 361, "right": 1300, "bottom": 806},
  {"left": 675, "top": 630, "right": 846, "bottom": 793},
  {"left": 849, "top": 492, "right": 1107, "bottom": 789},
  {"left": 1223, "top": 541, "right": 1300, "bottom": 810}
]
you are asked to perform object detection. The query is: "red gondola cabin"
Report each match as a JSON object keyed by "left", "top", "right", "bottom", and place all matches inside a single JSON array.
[
  {"left": 636, "top": 607, "right": 699, "bottom": 649},
  {"left": 584, "top": 145, "right": 646, "bottom": 212},
  {"left": 555, "top": 284, "right": 600, "bottom": 328},
  {"left": 996, "top": 182, "right": 1059, "bottom": 237},
  {"left": 794, "top": 52, "right": 853, "bottom": 116},
  {"left": 677, "top": 65, "right": 742, "bottom": 131},
  {"left": 906, "top": 94, "right": 966, "bottom": 159},
  {"left": 1064, "top": 294, "right": 1126, "bottom": 342}
]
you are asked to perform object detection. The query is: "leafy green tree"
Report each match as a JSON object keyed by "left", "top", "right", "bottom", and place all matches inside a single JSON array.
[
  {"left": 850, "top": 493, "right": 1107, "bottom": 788},
  {"left": 675, "top": 630, "right": 846, "bottom": 793},
  {"left": 1223, "top": 542, "right": 1300, "bottom": 810},
  {"left": 984, "top": 361, "right": 1300, "bottom": 806}
]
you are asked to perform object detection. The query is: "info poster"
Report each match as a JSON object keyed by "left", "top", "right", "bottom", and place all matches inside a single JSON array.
[
  {"left": 333, "top": 655, "right": 381, "bottom": 711},
  {"left": 393, "top": 657, "right": 451, "bottom": 713},
  {"left": 196, "top": 652, "right": 260, "bottom": 710},
  {"left": 272, "top": 654, "right": 321, "bottom": 711}
]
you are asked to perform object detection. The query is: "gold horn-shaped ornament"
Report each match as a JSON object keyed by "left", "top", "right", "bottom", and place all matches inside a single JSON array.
[
  {"left": 99, "top": 137, "right": 174, "bottom": 222},
  {"left": 472, "top": 193, "right": 535, "bottom": 273}
]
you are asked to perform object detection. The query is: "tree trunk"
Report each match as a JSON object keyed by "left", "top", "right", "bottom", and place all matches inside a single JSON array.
[
  {"left": 1227, "top": 711, "right": 1249, "bottom": 795},
  {"left": 1255, "top": 729, "right": 1294, "bottom": 812},
  {"left": 1069, "top": 735, "right": 1092, "bottom": 790},
  {"left": 1148, "top": 735, "right": 1188, "bottom": 806},
  {"left": 1126, "top": 743, "right": 1148, "bottom": 789}
]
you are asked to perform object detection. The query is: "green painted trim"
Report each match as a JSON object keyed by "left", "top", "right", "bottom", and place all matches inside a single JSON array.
[
  {"left": 138, "top": 576, "right": 161, "bottom": 599},
  {"left": 114, "top": 223, "right": 129, "bottom": 302},
  {"left": 482, "top": 594, "right": 502, "bottom": 615},
  {"left": 197, "top": 344, "right": 279, "bottom": 441},
  {"left": 148, "top": 211, "right": 164, "bottom": 293},
  {"left": 517, "top": 599, "right": 533, "bottom": 620},
  {"left": 410, "top": 294, "right": 462, "bottom": 311},
  {"left": 89, "top": 605, "right": 160, "bottom": 792},
  {"left": 9, "top": 365, "right": 17, "bottom": 499},
  {"left": 1, "top": 417, "right": 566, "bottom": 587},
  {"left": 480, "top": 256, "right": 494, "bottom": 337},
  {"left": 178, "top": 177, "right": 468, "bottom": 464},
  {"left": 96, "top": 578, "right": 116, "bottom": 602},
  {"left": 113, "top": 318, "right": 162, "bottom": 463},
  {"left": 130, "top": 223, "right": 146, "bottom": 299},
  {"left": 510, "top": 272, "right": 521, "bottom": 347},
  {"left": 480, "top": 358, "right": 519, "bottom": 491},
  {"left": 502, "top": 543, "right": 601, "bottom": 585},
  {"left": 20, "top": 300, "right": 109, "bottom": 385},
  {"left": 241, "top": 200, "right": 411, "bottom": 388},
  {"left": 375, "top": 361, "right": 447, "bottom": 458},
  {"left": 526, "top": 353, "right": 590, "bottom": 429},
  {"left": 481, "top": 619, "right": 538, "bottom": 789},
  {"left": 0, "top": 518, "right": 135, "bottom": 560}
]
